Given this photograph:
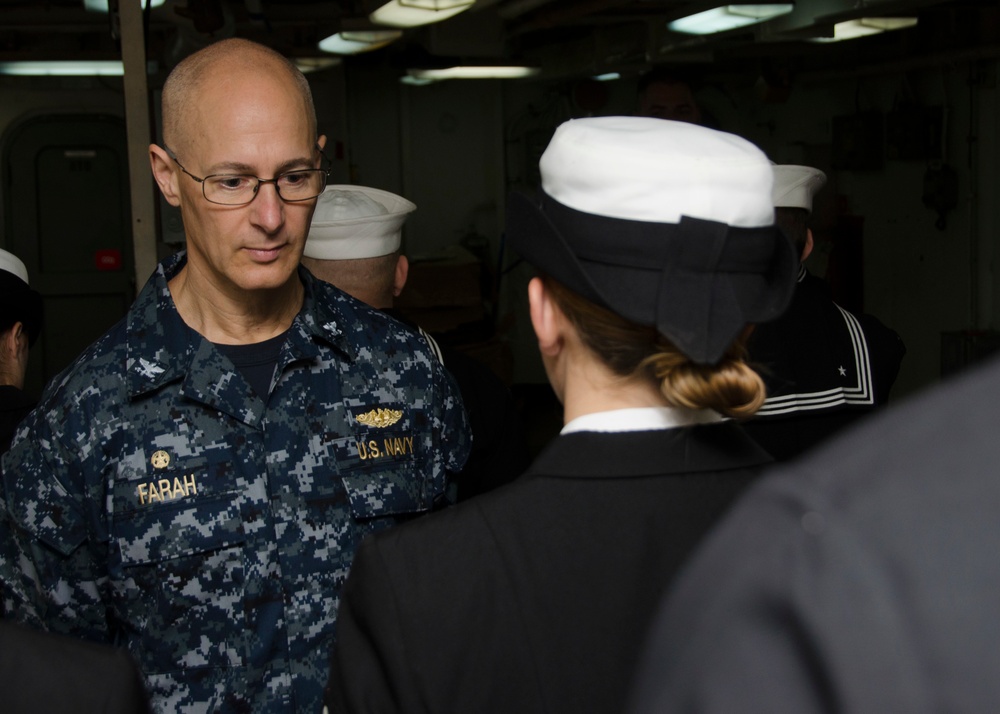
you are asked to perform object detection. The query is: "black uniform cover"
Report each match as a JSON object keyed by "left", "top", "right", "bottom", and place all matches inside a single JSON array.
[{"left": 507, "top": 191, "right": 797, "bottom": 365}]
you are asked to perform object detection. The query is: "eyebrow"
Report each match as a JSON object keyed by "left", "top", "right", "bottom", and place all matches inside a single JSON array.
[{"left": 205, "top": 155, "right": 316, "bottom": 176}]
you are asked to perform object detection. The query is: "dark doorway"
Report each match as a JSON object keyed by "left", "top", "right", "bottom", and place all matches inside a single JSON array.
[{"left": 3, "top": 113, "right": 135, "bottom": 397}]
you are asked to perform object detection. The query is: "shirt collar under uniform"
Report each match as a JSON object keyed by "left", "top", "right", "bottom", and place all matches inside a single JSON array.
[{"left": 561, "top": 406, "right": 724, "bottom": 435}]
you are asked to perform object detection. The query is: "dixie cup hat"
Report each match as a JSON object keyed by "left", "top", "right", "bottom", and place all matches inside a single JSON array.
[
  {"left": 506, "top": 116, "right": 798, "bottom": 365},
  {"left": 772, "top": 164, "right": 827, "bottom": 213},
  {"left": 305, "top": 185, "right": 417, "bottom": 260},
  {"left": 0, "top": 248, "right": 43, "bottom": 347}
]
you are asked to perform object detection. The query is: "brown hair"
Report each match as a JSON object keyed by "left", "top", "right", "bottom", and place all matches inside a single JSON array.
[{"left": 542, "top": 275, "right": 766, "bottom": 418}]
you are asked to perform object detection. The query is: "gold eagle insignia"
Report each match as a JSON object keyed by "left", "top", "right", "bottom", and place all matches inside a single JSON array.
[{"left": 355, "top": 408, "right": 403, "bottom": 428}]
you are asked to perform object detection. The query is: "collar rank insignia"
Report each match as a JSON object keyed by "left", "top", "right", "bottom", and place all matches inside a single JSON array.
[{"left": 355, "top": 408, "right": 403, "bottom": 428}]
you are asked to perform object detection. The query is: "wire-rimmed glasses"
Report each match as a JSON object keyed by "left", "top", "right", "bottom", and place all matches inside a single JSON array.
[{"left": 163, "top": 146, "right": 329, "bottom": 206}]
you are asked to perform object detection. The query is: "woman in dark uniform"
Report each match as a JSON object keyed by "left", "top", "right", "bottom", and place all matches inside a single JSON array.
[{"left": 324, "top": 116, "right": 798, "bottom": 714}]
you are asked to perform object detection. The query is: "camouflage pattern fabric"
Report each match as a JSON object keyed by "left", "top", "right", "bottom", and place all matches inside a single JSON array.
[{"left": 0, "top": 252, "right": 471, "bottom": 713}]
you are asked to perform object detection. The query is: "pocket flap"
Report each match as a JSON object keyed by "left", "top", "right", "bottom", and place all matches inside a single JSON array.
[
  {"left": 340, "top": 466, "right": 433, "bottom": 520},
  {"left": 116, "top": 494, "right": 245, "bottom": 566}
]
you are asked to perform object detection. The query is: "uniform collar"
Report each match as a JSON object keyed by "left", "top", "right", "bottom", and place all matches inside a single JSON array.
[
  {"left": 530, "top": 421, "right": 771, "bottom": 478},
  {"left": 125, "top": 251, "right": 356, "bottom": 400},
  {"left": 561, "top": 406, "right": 723, "bottom": 434}
]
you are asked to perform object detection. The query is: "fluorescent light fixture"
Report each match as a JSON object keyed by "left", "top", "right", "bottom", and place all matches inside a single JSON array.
[
  {"left": 813, "top": 17, "right": 918, "bottom": 42},
  {"left": 668, "top": 4, "right": 794, "bottom": 35},
  {"left": 0, "top": 60, "right": 125, "bottom": 76},
  {"left": 84, "top": 0, "right": 166, "bottom": 11},
  {"left": 407, "top": 66, "right": 540, "bottom": 80},
  {"left": 319, "top": 30, "right": 403, "bottom": 54},
  {"left": 400, "top": 75, "right": 437, "bottom": 86},
  {"left": 370, "top": 0, "right": 473, "bottom": 28},
  {"left": 293, "top": 57, "right": 342, "bottom": 73},
  {"left": 399, "top": 0, "right": 470, "bottom": 6},
  {"left": 592, "top": 72, "right": 621, "bottom": 82}
]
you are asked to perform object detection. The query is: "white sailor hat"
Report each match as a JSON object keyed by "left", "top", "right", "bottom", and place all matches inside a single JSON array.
[
  {"left": 0, "top": 249, "right": 29, "bottom": 285},
  {"left": 506, "top": 116, "right": 798, "bottom": 365},
  {"left": 304, "top": 185, "right": 417, "bottom": 260},
  {"left": 772, "top": 164, "right": 827, "bottom": 213}
]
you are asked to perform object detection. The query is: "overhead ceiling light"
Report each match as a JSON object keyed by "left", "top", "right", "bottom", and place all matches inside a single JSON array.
[
  {"left": 398, "top": 0, "right": 471, "bottom": 7},
  {"left": 84, "top": 0, "right": 165, "bottom": 11},
  {"left": 370, "top": 0, "right": 474, "bottom": 28},
  {"left": 813, "top": 17, "right": 918, "bottom": 43},
  {"left": 668, "top": 4, "right": 794, "bottom": 35},
  {"left": 293, "top": 57, "right": 342, "bottom": 73},
  {"left": 592, "top": 72, "right": 621, "bottom": 82},
  {"left": 0, "top": 60, "right": 125, "bottom": 76},
  {"left": 407, "top": 65, "right": 540, "bottom": 80},
  {"left": 318, "top": 30, "right": 403, "bottom": 55},
  {"left": 400, "top": 75, "right": 437, "bottom": 86}
]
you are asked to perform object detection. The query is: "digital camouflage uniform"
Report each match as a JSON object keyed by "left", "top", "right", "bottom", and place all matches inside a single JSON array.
[{"left": 0, "top": 252, "right": 471, "bottom": 713}]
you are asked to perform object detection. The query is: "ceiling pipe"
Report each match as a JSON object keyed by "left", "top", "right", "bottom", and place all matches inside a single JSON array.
[
  {"left": 497, "top": 0, "right": 562, "bottom": 20},
  {"left": 505, "top": 0, "right": 638, "bottom": 34}
]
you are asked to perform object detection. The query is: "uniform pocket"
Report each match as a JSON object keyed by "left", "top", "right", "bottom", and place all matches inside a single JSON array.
[
  {"left": 330, "top": 421, "right": 437, "bottom": 520},
  {"left": 340, "top": 462, "right": 432, "bottom": 520},
  {"left": 114, "top": 493, "right": 246, "bottom": 672}
]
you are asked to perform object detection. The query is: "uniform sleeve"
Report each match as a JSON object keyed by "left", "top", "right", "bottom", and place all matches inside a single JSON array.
[
  {"left": 431, "top": 359, "right": 473, "bottom": 479},
  {"left": 627, "top": 474, "right": 929, "bottom": 714},
  {"left": 440, "top": 349, "right": 530, "bottom": 501},
  {"left": 0, "top": 403, "right": 111, "bottom": 642},
  {"left": 325, "top": 536, "right": 417, "bottom": 714}
]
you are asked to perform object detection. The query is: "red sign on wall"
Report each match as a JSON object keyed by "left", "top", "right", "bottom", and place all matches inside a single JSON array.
[{"left": 94, "top": 249, "right": 122, "bottom": 271}]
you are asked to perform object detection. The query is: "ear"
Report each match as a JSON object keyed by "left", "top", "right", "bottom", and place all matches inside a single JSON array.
[
  {"left": 392, "top": 254, "right": 409, "bottom": 298},
  {"left": 528, "top": 277, "right": 563, "bottom": 358},
  {"left": 2, "top": 322, "right": 23, "bottom": 358},
  {"left": 801, "top": 228, "right": 815, "bottom": 262},
  {"left": 316, "top": 134, "right": 328, "bottom": 158},
  {"left": 13, "top": 321, "right": 29, "bottom": 357},
  {"left": 149, "top": 144, "right": 181, "bottom": 207}
]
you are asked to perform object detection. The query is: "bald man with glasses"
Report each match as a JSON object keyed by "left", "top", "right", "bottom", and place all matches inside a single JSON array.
[{"left": 0, "top": 38, "right": 470, "bottom": 714}]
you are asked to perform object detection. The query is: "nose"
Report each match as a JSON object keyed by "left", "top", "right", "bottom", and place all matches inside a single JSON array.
[{"left": 249, "top": 179, "right": 285, "bottom": 234}]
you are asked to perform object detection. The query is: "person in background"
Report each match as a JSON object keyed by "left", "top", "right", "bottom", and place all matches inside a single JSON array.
[
  {"left": 635, "top": 67, "right": 703, "bottom": 124},
  {"left": 0, "top": 38, "right": 469, "bottom": 714},
  {"left": 0, "top": 620, "right": 152, "bottom": 714},
  {"left": 303, "top": 185, "right": 529, "bottom": 501},
  {"left": 743, "top": 164, "right": 906, "bottom": 460},
  {"left": 324, "top": 116, "right": 799, "bottom": 714},
  {"left": 0, "top": 248, "right": 42, "bottom": 453},
  {"left": 627, "top": 337, "right": 1000, "bottom": 714}
]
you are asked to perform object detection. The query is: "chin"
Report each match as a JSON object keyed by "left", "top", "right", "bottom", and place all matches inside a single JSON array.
[{"left": 235, "top": 262, "right": 299, "bottom": 293}]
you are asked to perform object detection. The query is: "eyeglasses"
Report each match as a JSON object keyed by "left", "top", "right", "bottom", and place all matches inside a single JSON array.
[{"left": 163, "top": 146, "right": 330, "bottom": 206}]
